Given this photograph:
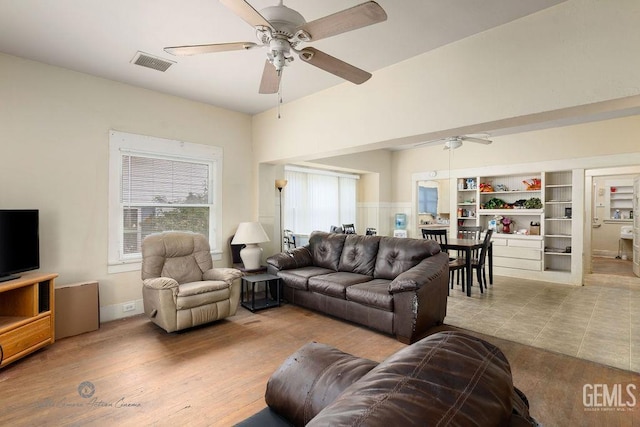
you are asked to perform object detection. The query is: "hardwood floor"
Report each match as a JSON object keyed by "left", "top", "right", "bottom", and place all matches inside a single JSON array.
[{"left": 1, "top": 303, "right": 639, "bottom": 426}]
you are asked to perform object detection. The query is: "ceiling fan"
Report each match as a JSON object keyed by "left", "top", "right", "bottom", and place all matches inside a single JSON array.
[
  {"left": 164, "top": 0, "right": 387, "bottom": 94},
  {"left": 441, "top": 136, "right": 492, "bottom": 150},
  {"left": 415, "top": 135, "right": 493, "bottom": 150}
]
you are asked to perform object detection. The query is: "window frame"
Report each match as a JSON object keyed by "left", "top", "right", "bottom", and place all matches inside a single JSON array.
[{"left": 108, "top": 130, "right": 223, "bottom": 273}]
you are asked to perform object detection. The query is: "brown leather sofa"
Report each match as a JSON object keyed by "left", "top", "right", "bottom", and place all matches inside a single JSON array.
[
  {"left": 266, "top": 231, "right": 449, "bottom": 343},
  {"left": 236, "top": 331, "right": 537, "bottom": 426}
]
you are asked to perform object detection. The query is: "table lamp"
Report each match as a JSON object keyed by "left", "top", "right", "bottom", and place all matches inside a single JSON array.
[{"left": 231, "top": 222, "right": 270, "bottom": 270}]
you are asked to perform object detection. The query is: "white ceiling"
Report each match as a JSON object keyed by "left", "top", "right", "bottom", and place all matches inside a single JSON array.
[{"left": 0, "top": 0, "right": 566, "bottom": 115}]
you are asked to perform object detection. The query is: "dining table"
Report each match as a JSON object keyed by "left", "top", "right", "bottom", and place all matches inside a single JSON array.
[{"left": 442, "top": 238, "right": 493, "bottom": 297}]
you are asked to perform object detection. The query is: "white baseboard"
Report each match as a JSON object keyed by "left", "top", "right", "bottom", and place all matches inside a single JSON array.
[{"left": 100, "top": 298, "right": 144, "bottom": 323}]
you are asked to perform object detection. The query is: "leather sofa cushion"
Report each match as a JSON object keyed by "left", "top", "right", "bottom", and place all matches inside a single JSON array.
[
  {"left": 307, "top": 331, "right": 515, "bottom": 427},
  {"left": 278, "top": 267, "right": 334, "bottom": 291},
  {"left": 373, "top": 237, "right": 441, "bottom": 280},
  {"left": 308, "top": 231, "right": 347, "bottom": 271},
  {"left": 265, "top": 342, "right": 378, "bottom": 427},
  {"left": 308, "top": 272, "right": 373, "bottom": 299},
  {"left": 338, "top": 235, "right": 381, "bottom": 275},
  {"left": 345, "top": 279, "right": 393, "bottom": 311}
]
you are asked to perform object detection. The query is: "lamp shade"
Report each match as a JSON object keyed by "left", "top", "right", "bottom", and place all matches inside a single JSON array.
[
  {"left": 231, "top": 222, "right": 270, "bottom": 245},
  {"left": 275, "top": 179, "right": 288, "bottom": 190}
]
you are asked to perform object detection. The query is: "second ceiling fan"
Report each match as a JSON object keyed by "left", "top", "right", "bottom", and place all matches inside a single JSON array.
[{"left": 164, "top": 0, "right": 387, "bottom": 94}]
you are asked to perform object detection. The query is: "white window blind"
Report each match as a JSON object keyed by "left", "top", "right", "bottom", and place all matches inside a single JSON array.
[
  {"left": 284, "top": 167, "right": 358, "bottom": 235},
  {"left": 120, "top": 154, "right": 212, "bottom": 255}
]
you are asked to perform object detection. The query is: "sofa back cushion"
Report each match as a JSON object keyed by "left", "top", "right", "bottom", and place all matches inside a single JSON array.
[
  {"left": 307, "top": 331, "right": 516, "bottom": 427},
  {"left": 338, "top": 235, "right": 381, "bottom": 275},
  {"left": 308, "top": 231, "right": 347, "bottom": 271},
  {"left": 373, "top": 237, "right": 440, "bottom": 280}
]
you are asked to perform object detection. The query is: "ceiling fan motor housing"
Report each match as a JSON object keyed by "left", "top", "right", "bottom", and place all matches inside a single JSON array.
[{"left": 260, "top": 5, "right": 306, "bottom": 37}]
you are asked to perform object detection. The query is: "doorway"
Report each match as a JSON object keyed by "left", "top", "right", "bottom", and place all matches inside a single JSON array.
[{"left": 585, "top": 166, "right": 639, "bottom": 284}]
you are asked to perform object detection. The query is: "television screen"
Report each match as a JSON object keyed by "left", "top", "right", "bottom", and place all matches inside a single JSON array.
[{"left": 0, "top": 210, "right": 39, "bottom": 282}]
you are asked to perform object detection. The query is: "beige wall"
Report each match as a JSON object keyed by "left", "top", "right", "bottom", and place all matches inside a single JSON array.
[
  {"left": 252, "top": 0, "right": 640, "bottom": 164},
  {"left": 392, "top": 115, "right": 640, "bottom": 203},
  {"left": 0, "top": 53, "right": 253, "bottom": 317}
]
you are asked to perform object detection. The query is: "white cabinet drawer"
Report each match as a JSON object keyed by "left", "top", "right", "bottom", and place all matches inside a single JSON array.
[
  {"left": 493, "top": 246, "right": 541, "bottom": 260},
  {"left": 508, "top": 239, "right": 543, "bottom": 249},
  {"left": 494, "top": 257, "right": 542, "bottom": 271}
]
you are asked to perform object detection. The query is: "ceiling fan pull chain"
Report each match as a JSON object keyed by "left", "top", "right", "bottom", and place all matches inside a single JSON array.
[{"left": 277, "top": 78, "right": 283, "bottom": 119}]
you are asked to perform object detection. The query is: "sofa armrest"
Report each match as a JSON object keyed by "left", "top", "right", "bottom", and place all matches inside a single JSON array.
[
  {"left": 143, "top": 277, "right": 179, "bottom": 290},
  {"left": 388, "top": 252, "right": 449, "bottom": 293},
  {"left": 265, "top": 342, "right": 377, "bottom": 426},
  {"left": 266, "top": 246, "right": 313, "bottom": 271},
  {"left": 203, "top": 267, "right": 243, "bottom": 282}
]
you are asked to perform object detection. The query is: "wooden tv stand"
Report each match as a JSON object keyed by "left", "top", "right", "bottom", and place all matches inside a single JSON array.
[{"left": 0, "top": 272, "right": 57, "bottom": 368}]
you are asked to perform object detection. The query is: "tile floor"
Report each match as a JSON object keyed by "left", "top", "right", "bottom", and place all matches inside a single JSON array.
[{"left": 445, "top": 270, "right": 640, "bottom": 372}]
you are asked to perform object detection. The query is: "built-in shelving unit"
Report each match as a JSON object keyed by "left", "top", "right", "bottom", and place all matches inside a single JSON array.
[
  {"left": 456, "top": 177, "right": 477, "bottom": 226},
  {"left": 450, "top": 170, "right": 580, "bottom": 284},
  {"left": 544, "top": 171, "right": 573, "bottom": 273},
  {"left": 605, "top": 180, "right": 634, "bottom": 222}
]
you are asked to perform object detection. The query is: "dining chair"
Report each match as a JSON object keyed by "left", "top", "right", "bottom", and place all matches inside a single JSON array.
[
  {"left": 458, "top": 225, "right": 482, "bottom": 240},
  {"left": 471, "top": 229, "right": 494, "bottom": 293},
  {"left": 342, "top": 224, "right": 356, "bottom": 234},
  {"left": 421, "top": 229, "right": 466, "bottom": 292}
]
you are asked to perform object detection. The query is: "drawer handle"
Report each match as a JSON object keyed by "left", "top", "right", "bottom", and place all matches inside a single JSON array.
[{"left": 0, "top": 343, "right": 3, "bottom": 365}]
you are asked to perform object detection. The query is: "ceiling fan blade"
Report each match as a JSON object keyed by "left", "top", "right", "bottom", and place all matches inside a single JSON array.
[
  {"left": 259, "top": 60, "right": 281, "bottom": 94},
  {"left": 220, "top": 0, "right": 273, "bottom": 29},
  {"left": 298, "top": 48, "right": 371, "bottom": 84},
  {"left": 164, "top": 42, "right": 258, "bottom": 56},
  {"left": 296, "top": 1, "right": 387, "bottom": 42},
  {"left": 462, "top": 136, "right": 493, "bottom": 144}
]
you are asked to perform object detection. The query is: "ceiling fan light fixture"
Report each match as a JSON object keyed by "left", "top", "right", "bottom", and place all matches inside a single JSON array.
[{"left": 443, "top": 139, "right": 463, "bottom": 150}]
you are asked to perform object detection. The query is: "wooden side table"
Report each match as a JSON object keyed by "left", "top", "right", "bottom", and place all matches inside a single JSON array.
[{"left": 240, "top": 274, "right": 281, "bottom": 312}]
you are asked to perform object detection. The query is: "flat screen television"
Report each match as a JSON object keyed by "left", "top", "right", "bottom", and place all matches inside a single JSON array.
[{"left": 0, "top": 210, "right": 40, "bottom": 283}]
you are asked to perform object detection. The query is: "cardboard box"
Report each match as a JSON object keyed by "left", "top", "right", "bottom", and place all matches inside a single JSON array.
[{"left": 55, "top": 281, "right": 100, "bottom": 339}]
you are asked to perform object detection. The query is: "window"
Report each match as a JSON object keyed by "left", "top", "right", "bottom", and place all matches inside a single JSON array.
[
  {"left": 419, "top": 186, "right": 438, "bottom": 215},
  {"left": 108, "top": 131, "right": 222, "bottom": 273},
  {"left": 284, "top": 166, "right": 358, "bottom": 235}
]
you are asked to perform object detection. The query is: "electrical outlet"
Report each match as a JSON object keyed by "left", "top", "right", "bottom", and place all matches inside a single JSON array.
[{"left": 122, "top": 302, "right": 136, "bottom": 312}]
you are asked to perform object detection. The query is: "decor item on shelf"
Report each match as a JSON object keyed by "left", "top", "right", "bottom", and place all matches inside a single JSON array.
[
  {"left": 482, "top": 197, "right": 508, "bottom": 209},
  {"left": 530, "top": 221, "right": 540, "bottom": 235},
  {"left": 496, "top": 216, "right": 514, "bottom": 234},
  {"left": 232, "top": 222, "right": 270, "bottom": 270},
  {"left": 495, "top": 184, "right": 509, "bottom": 192},
  {"left": 465, "top": 178, "right": 477, "bottom": 189},
  {"left": 522, "top": 178, "right": 541, "bottom": 190},
  {"left": 524, "top": 197, "right": 543, "bottom": 209},
  {"left": 276, "top": 179, "right": 288, "bottom": 251},
  {"left": 479, "top": 182, "right": 494, "bottom": 192}
]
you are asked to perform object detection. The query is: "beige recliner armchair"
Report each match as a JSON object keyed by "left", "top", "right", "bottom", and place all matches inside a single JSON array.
[{"left": 141, "top": 231, "right": 243, "bottom": 333}]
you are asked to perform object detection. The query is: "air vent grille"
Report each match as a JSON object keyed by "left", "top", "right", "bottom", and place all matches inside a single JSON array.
[{"left": 131, "top": 51, "right": 175, "bottom": 72}]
